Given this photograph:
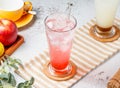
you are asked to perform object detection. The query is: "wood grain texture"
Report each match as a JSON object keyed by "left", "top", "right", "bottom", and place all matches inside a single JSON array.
[{"left": 0, "top": 35, "right": 24, "bottom": 61}]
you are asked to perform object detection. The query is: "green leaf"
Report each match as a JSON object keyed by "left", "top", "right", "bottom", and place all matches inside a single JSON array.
[
  {"left": 9, "top": 64, "right": 18, "bottom": 70},
  {"left": 0, "top": 73, "right": 9, "bottom": 81},
  {"left": 29, "top": 77, "right": 34, "bottom": 85},
  {"left": 0, "top": 65, "right": 9, "bottom": 74},
  {"left": 17, "top": 77, "right": 34, "bottom": 88},
  {"left": 7, "top": 73, "right": 16, "bottom": 87},
  {"left": 24, "top": 81, "right": 29, "bottom": 86},
  {"left": 24, "top": 85, "right": 32, "bottom": 88},
  {"left": 0, "top": 80, "right": 3, "bottom": 88},
  {"left": 14, "top": 59, "right": 22, "bottom": 65},
  {"left": 2, "top": 82, "right": 14, "bottom": 88},
  {"left": 0, "top": 81, "right": 2, "bottom": 85},
  {"left": 17, "top": 83, "right": 32, "bottom": 88},
  {"left": 0, "top": 86, "right": 3, "bottom": 88},
  {"left": 5, "top": 55, "right": 23, "bottom": 70},
  {"left": 17, "top": 83, "right": 24, "bottom": 88}
]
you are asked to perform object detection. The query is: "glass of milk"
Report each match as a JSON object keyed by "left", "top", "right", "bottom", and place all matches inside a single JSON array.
[{"left": 94, "top": 0, "right": 120, "bottom": 39}]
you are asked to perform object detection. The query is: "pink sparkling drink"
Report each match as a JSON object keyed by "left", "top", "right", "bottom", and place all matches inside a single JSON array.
[{"left": 45, "top": 13, "right": 77, "bottom": 74}]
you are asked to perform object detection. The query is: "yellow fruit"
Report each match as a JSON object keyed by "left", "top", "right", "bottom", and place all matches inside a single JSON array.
[{"left": 0, "top": 42, "right": 5, "bottom": 57}]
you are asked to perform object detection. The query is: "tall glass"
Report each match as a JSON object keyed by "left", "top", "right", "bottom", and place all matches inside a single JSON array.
[
  {"left": 44, "top": 13, "right": 77, "bottom": 79},
  {"left": 91, "top": 0, "right": 120, "bottom": 41}
]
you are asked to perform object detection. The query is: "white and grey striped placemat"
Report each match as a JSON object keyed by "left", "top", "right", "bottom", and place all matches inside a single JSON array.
[{"left": 16, "top": 18, "right": 120, "bottom": 88}]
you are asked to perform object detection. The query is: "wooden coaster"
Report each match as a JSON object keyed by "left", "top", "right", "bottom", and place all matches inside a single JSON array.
[
  {"left": 43, "top": 61, "right": 77, "bottom": 81},
  {"left": 89, "top": 25, "right": 120, "bottom": 42},
  {"left": 0, "top": 35, "right": 24, "bottom": 60}
]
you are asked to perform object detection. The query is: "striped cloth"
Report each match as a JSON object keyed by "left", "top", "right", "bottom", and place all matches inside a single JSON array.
[{"left": 16, "top": 18, "right": 120, "bottom": 88}]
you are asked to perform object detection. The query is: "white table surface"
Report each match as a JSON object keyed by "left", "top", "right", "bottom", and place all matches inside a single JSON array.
[{"left": 12, "top": 0, "right": 120, "bottom": 88}]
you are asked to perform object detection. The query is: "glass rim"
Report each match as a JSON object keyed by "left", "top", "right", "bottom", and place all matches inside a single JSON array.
[{"left": 44, "top": 13, "right": 77, "bottom": 33}]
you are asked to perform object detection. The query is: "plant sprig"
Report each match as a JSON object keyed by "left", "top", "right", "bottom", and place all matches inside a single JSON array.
[
  {"left": 17, "top": 77, "right": 34, "bottom": 88},
  {"left": 0, "top": 55, "right": 34, "bottom": 88}
]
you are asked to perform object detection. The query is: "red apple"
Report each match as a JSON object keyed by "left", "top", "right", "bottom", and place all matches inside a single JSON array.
[{"left": 0, "top": 19, "right": 18, "bottom": 46}]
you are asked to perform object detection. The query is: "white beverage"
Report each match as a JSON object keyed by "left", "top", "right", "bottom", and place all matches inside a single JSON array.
[
  {"left": 0, "top": 0, "right": 23, "bottom": 10},
  {"left": 95, "top": 0, "right": 120, "bottom": 28}
]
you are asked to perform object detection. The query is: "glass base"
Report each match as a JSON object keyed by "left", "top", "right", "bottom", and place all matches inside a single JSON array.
[
  {"left": 89, "top": 25, "right": 120, "bottom": 42},
  {"left": 94, "top": 26, "right": 116, "bottom": 39},
  {"left": 49, "top": 63, "right": 72, "bottom": 76},
  {"left": 43, "top": 61, "right": 77, "bottom": 81}
]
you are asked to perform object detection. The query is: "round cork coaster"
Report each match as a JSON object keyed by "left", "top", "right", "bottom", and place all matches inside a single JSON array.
[
  {"left": 43, "top": 61, "right": 77, "bottom": 81},
  {"left": 89, "top": 25, "right": 120, "bottom": 42}
]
